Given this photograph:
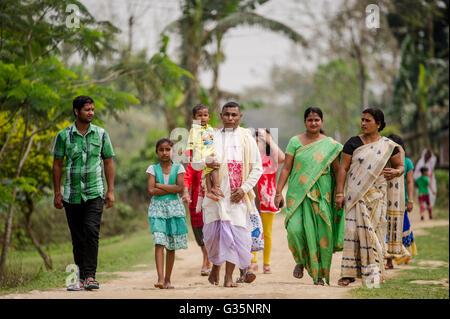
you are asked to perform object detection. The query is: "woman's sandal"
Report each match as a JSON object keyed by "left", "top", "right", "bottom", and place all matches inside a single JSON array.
[
  {"left": 154, "top": 283, "right": 164, "bottom": 289},
  {"left": 314, "top": 278, "right": 325, "bottom": 286},
  {"left": 248, "top": 262, "right": 258, "bottom": 272},
  {"left": 201, "top": 268, "right": 211, "bottom": 276},
  {"left": 263, "top": 265, "right": 272, "bottom": 274},
  {"left": 337, "top": 277, "right": 355, "bottom": 286},
  {"left": 293, "top": 264, "right": 304, "bottom": 279}
]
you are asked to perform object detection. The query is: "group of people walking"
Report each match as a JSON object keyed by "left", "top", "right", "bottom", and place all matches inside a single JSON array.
[{"left": 52, "top": 95, "right": 436, "bottom": 291}]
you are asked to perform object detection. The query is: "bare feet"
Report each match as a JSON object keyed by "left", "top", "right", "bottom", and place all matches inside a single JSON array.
[
  {"left": 224, "top": 277, "right": 239, "bottom": 287},
  {"left": 163, "top": 281, "right": 174, "bottom": 289},
  {"left": 154, "top": 281, "right": 164, "bottom": 289},
  {"left": 208, "top": 266, "right": 219, "bottom": 285}
]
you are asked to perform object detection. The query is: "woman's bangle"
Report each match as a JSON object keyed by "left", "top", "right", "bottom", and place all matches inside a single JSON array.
[
  {"left": 275, "top": 193, "right": 282, "bottom": 197},
  {"left": 407, "top": 200, "right": 414, "bottom": 204},
  {"left": 335, "top": 193, "right": 344, "bottom": 197}
]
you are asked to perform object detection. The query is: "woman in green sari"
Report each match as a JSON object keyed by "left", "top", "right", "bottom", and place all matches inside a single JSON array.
[{"left": 275, "top": 107, "right": 344, "bottom": 286}]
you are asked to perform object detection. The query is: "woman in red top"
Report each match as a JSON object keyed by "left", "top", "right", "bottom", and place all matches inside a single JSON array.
[{"left": 251, "top": 129, "right": 285, "bottom": 274}]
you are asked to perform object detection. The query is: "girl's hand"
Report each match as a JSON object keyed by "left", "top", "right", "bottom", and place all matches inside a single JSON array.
[
  {"left": 274, "top": 194, "right": 284, "bottom": 209},
  {"left": 406, "top": 201, "right": 413, "bottom": 212},
  {"left": 335, "top": 195, "right": 345, "bottom": 210},
  {"left": 181, "top": 189, "right": 190, "bottom": 203}
]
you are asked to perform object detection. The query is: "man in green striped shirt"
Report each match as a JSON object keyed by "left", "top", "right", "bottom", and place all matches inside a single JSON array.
[{"left": 52, "top": 95, "right": 115, "bottom": 291}]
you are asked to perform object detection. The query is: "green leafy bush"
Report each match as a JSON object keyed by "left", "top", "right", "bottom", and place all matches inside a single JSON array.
[{"left": 435, "top": 169, "right": 449, "bottom": 209}]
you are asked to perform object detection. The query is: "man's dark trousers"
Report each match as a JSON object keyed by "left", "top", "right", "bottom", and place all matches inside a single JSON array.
[{"left": 63, "top": 197, "right": 103, "bottom": 280}]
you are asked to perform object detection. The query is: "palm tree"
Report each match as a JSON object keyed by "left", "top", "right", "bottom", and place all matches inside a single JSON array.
[{"left": 163, "top": 0, "right": 307, "bottom": 127}]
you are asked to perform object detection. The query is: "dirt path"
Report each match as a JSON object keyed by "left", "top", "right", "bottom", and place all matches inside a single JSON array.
[{"left": 1, "top": 206, "right": 447, "bottom": 299}]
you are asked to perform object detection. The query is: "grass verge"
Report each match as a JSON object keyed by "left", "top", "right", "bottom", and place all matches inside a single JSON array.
[
  {"left": 0, "top": 229, "right": 155, "bottom": 296},
  {"left": 349, "top": 225, "right": 449, "bottom": 299}
]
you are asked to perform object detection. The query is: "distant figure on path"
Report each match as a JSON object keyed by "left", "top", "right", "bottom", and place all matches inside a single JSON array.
[
  {"left": 52, "top": 95, "right": 115, "bottom": 291},
  {"left": 413, "top": 148, "right": 437, "bottom": 209},
  {"left": 416, "top": 166, "right": 435, "bottom": 221}
]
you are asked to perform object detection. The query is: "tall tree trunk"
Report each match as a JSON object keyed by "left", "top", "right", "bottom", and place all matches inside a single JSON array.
[
  {"left": 417, "top": 105, "right": 431, "bottom": 149},
  {"left": 128, "top": 15, "right": 134, "bottom": 54},
  {"left": 357, "top": 58, "right": 366, "bottom": 112},
  {"left": 350, "top": 27, "right": 366, "bottom": 112},
  {"left": 24, "top": 195, "right": 53, "bottom": 270},
  {"left": 183, "top": 50, "right": 201, "bottom": 129},
  {"left": 210, "top": 33, "right": 223, "bottom": 115},
  {"left": 163, "top": 106, "right": 177, "bottom": 133},
  {"left": 0, "top": 122, "right": 37, "bottom": 278},
  {"left": 181, "top": 2, "right": 203, "bottom": 129}
]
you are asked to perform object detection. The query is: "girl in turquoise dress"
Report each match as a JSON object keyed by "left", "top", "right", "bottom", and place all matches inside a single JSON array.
[{"left": 147, "top": 138, "right": 188, "bottom": 289}]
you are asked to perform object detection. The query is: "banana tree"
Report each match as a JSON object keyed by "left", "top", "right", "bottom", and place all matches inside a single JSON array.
[
  {"left": 392, "top": 34, "right": 449, "bottom": 149},
  {"left": 163, "top": 0, "right": 307, "bottom": 127}
]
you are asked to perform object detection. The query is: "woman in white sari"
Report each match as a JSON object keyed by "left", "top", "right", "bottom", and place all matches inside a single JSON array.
[{"left": 335, "top": 108, "right": 405, "bottom": 286}]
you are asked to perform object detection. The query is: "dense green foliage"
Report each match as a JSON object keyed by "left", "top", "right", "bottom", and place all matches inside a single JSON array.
[{"left": 434, "top": 169, "right": 449, "bottom": 209}]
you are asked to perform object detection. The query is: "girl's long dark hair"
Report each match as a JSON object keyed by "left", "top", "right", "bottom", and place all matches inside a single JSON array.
[{"left": 255, "top": 128, "right": 271, "bottom": 156}]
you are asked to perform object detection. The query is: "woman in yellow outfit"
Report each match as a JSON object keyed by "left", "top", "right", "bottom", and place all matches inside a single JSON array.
[{"left": 252, "top": 129, "right": 285, "bottom": 274}]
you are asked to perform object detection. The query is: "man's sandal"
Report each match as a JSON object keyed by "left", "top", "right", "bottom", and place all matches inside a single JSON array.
[
  {"left": 243, "top": 271, "right": 256, "bottom": 283},
  {"left": 67, "top": 279, "right": 84, "bottom": 291},
  {"left": 85, "top": 279, "right": 100, "bottom": 290},
  {"left": 236, "top": 270, "right": 256, "bottom": 284}
]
